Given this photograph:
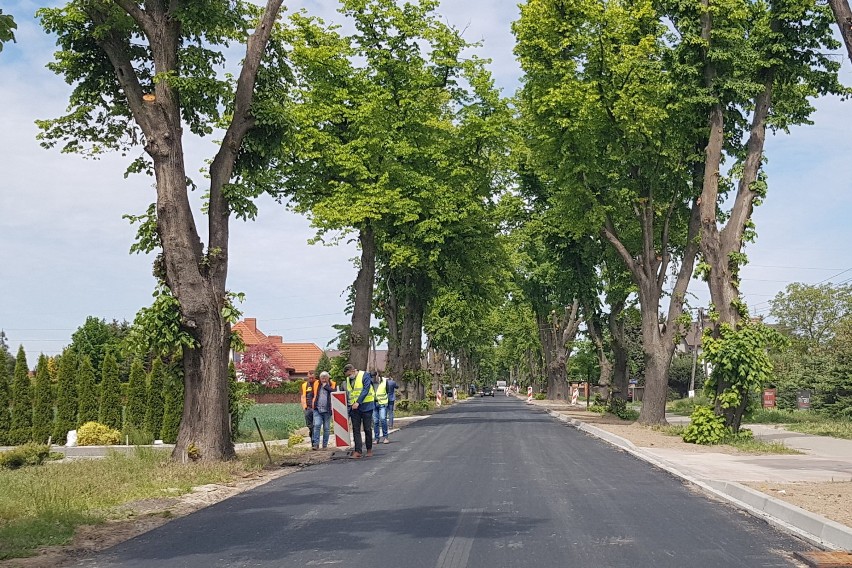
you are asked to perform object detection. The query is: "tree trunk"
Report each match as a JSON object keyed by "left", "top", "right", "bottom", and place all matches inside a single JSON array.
[
  {"left": 584, "top": 303, "right": 612, "bottom": 389},
  {"left": 828, "top": 0, "right": 852, "bottom": 64},
  {"left": 639, "top": 336, "right": 674, "bottom": 424},
  {"left": 349, "top": 225, "right": 375, "bottom": 370},
  {"left": 609, "top": 300, "right": 629, "bottom": 400},
  {"left": 537, "top": 300, "right": 580, "bottom": 400}
]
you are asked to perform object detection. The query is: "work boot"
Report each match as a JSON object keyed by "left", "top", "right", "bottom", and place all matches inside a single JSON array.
[{"left": 312, "top": 445, "right": 318, "bottom": 451}]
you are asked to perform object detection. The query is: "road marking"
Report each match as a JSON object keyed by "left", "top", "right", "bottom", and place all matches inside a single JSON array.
[{"left": 435, "top": 508, "right": 483, "bottom": 568}]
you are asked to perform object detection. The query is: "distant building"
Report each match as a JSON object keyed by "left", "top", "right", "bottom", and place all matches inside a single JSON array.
[
  {"left": 326, "top": 349, "right": 388, "bottom": 375},
  {"left": 231, "top": 318, "right": 324, "bottom": 380}
]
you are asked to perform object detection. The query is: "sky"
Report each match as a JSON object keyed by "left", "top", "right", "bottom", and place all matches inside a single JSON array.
[{"left": 1, "top": 0, "right": 851, "bottom": 367}]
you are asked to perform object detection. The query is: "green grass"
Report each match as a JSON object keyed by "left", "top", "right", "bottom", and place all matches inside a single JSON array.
[
  {"left": 745, "top": 408, "right": 852, "bottom": 440},
  {"left": 237, "top": 403, "right": 305, "bottom": 443},
  {"left": 0, "top": 448, "right": 246, "bottom": 559},
  {"left": 785, "top": 420, "right": 852, "bottom": 440},
  {"left": 666, "top": 395, "right": 711, "bottom": 416}
]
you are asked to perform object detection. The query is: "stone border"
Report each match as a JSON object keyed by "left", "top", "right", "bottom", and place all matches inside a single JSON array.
[{"left": 547, "top": 410, "right": 852, "bottom": 551}]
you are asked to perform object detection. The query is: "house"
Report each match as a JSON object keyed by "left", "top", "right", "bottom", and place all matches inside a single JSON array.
[
  {"left": 326, "top": 349, "right": 388, "bottom": 375},
  {"left": 231, "top": 318, "right": 323, "bottom": 380}
]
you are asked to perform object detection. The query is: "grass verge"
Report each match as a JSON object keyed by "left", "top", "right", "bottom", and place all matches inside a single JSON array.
[
  {"left": 0, "top": 447, "right": 251, "bottom": 560},
  {"left": 746, "top": 408, "right": 852, "bottom": 440}
]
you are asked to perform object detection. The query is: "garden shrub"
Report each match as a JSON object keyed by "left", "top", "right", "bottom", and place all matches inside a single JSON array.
[
  {"left": 0, "top": 443, "right": 51, "bottom": 469},
  {"left": 682, "top": 406, "right": 728, "bottom": 445},
  {"left": 287, "top": 433, "right": 304, "bottom": 448},
  {"left": 607, "top": 397, "right": 638, "bottom": 420},
  {"left": 77, "top": 421, "right": 121, "bottom": 446},
  {"left": 534, "top": 393, "right": 546, "bottom": 400}
]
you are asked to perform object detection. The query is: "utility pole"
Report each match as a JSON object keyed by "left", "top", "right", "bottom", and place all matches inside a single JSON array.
[{"left": 688, "top": 308, "right": 706, "bottom": 397}]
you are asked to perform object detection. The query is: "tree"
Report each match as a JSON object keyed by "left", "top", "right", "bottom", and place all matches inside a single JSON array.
[
  {"left": 0, "top": 330, "right": 15, "bottom": 377},
  {"left": 144, "top": 358, "right": 166, "bottom": 441},
  {"left": 315, "top": 352, "right": 332, "bottom": 376},
  {"left": 688, "top": 0, "right": 845, "bottom": 335},
  {"left": 236, "top": 343, "right": 290, "bottom": 387},
  {"left": 53, "top": 349, "right": 78, "bottom": 445},
  {"left": 280, "top": 1, "right": 510, "bottom": 378},
  {"left": 125, "top": 357, "right": 147, "bottom": 430},
  {"left": 769, "top": 283, "right": 852, "bottom": 349},
  {"left": 38, "top": 0, "right": 287, "bottom": 462},
  {"left": 0, "top": 351, "right": 10, "bottom": 445},
  {"left": 827, "top": 0, "right": 852, "bottom": 66},
  {"left": 515, "top": 0, "right": 702, "bottom": 422},
  {"left": 68, "top": 317, "right": 129, "bottom": 379},
  {"left": 9, "top": 346, "right": 32, "bottom": 445},
  {"left": 76, "top": 356, "right": 99, "bottom": 427},
  {"left": 0, "top": 9, "right": 15, "bottom": 52},
  {"left": 161, "top": 363, "right": 184, "bottom": 445},
  {"left": 98, "top": 352, "right": 123, "bottom": 430},
  {"left": 31, "top": 354, "right": 54, "bottom": 444}
]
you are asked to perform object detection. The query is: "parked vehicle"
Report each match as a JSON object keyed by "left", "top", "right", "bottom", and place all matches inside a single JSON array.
[{"left": 481, "top": 386, "right": 495, "bottom": 397}]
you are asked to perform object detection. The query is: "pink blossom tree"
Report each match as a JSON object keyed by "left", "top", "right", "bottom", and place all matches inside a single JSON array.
[{"left": 236, "top": 343, "right": 290, "bottom": 388}]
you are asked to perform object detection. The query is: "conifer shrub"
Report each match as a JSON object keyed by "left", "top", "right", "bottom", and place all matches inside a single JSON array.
[
  {"left": 160, "top": 362, "right": 184, "bottom": 444},
  {"left": 77, "top": 355, "right": 99, "bottom": 426},
  {"left": 31, "top": 355, "right": 54, "bottom": 445},
  {"left": 9, "top": 346, "right": 32, "bottom": 445},
  {"left": 0, "top": 357, "right": 10, "bottom": 445},
  {"left": 98, "top": 352, "right": 123, "bottom": 430},
  {"left": 77, "top": 421, "right": 121, "bottom": 446},
  {"left": 144, "top": 358, "right": 165, "bottom": 438},
  {"left": 53, "top": 350, "right": 78, "bottom": 445},
  {"left": 125, "top": 357, "right": 147, "bottom": 430}
]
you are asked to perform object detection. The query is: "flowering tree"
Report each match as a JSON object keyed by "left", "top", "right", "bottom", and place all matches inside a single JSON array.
[{"left": 236, "top": 343, "right": 290, "bottom": 388}]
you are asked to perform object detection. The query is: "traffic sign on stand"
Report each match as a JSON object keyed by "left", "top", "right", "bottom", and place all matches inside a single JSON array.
[{"left": 331, "top": 392, "right": 350, "bottom": 448}]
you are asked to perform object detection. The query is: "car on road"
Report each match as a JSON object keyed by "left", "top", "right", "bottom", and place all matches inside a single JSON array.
[{"left": 481, "top": 386, "right": 494, "bottom": 397}]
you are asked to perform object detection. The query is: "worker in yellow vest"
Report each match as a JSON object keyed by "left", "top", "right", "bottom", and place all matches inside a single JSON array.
[
  {"left": 343, "top": 363, "right": 375, "bottom": 458},
  {"left": 372, "top": 373, "right": 391, "bottom": 444}
]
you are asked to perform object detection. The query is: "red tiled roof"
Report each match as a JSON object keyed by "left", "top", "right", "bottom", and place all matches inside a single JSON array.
[
  {"left": 233, "top": 318, "right": 268, "bottom": 347},
  {"left": 279, "top": 343, "right": 324, "bottom": 375}
]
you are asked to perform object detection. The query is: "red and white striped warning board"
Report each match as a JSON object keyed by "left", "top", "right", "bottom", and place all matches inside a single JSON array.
[{"left": 331, "top": 392, "right": 350, "bottom": 448}]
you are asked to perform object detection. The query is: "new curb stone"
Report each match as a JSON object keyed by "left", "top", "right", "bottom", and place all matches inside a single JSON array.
[{"left": 547, "top": 409, "right": 852, "bottom": 551}]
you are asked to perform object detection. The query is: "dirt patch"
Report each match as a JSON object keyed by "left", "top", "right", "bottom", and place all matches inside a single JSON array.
[
  {"left": 1, "top": 450, "right": 334, "bottom": 568},
  {"left": 744, "top": 481, "right": 852, "bottom": 529}
]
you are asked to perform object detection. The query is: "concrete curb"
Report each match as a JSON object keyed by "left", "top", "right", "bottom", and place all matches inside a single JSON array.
[{"left": 547, "top": 409, "right": 852, "bottom": 551}]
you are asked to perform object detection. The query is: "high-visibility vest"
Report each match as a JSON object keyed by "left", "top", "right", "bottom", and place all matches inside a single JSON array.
[
  {"left": 346, "top": 371, "right": 375, "bottom": 405},
  {"left": 300, "top": 379, "right": 317, "bottom": 410},
  {"left": 373, "top": 378, "right": 389, "bottom": 406},
  {"left": 310, "top": 380, "right": 337, "bottom": 410}
]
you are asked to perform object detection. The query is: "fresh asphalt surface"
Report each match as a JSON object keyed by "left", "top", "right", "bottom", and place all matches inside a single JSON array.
[{"left": 78, "top": 396, "right": 811, "bottom": 568}]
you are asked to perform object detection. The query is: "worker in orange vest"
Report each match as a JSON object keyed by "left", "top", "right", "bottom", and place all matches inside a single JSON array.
[{"left": 301, "top": 371, "right": 318, "bottom": 429}]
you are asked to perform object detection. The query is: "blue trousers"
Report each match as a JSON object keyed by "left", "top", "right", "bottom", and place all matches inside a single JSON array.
[
  {"left": 373, "top": 404, "right": 388, "bottom": 439},
  {"left": 312, "top": 410, "right": 331, "bottom": 448}
]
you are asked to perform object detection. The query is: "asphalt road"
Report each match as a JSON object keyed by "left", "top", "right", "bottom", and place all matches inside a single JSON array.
[{"left": 79, "top": 396, "right": 811, "bottom": 568}]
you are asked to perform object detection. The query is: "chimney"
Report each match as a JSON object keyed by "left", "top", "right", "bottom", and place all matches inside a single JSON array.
[
  {"left": 245, "top": 318, "right": 257, "bottom": 331},
  {"left": 269, "top": 335, "right": 283, "bottom": 344}
]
